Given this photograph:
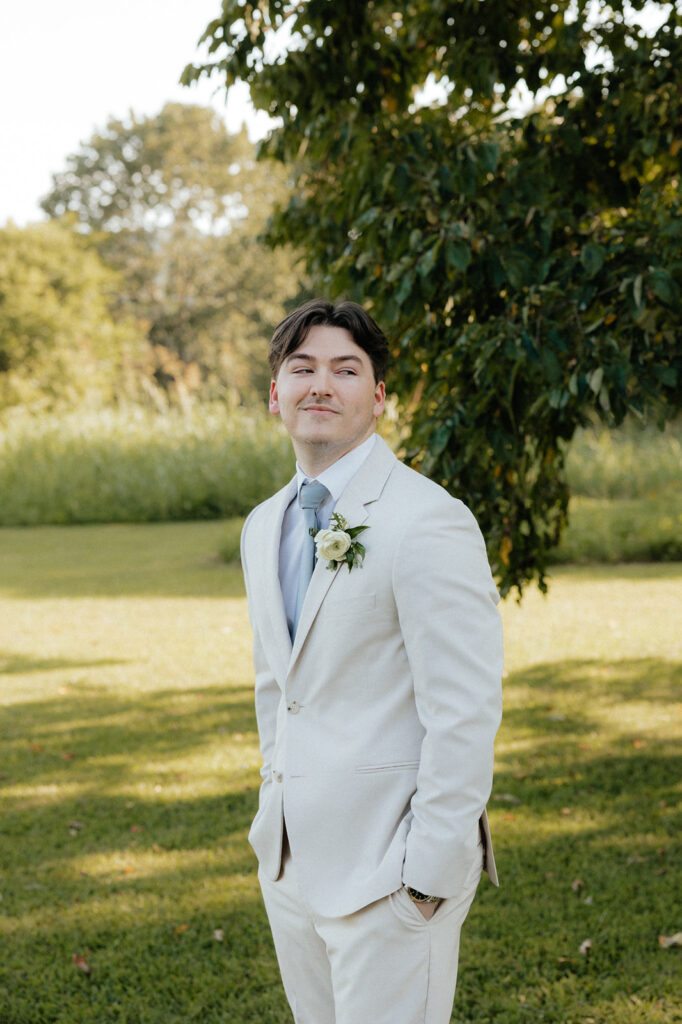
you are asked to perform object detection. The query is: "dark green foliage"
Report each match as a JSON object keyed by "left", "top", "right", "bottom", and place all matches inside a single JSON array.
[{"left": 184, "top": 1, "right": 682, "bottom": 595}]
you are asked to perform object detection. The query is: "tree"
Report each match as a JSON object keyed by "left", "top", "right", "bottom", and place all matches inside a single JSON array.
[
  {"left": 183, "top": 1, "right": 682, "bottom": 595},
  {"left": 0, "top": 222, "right": 145, "bottom": 410},
  {"left": 41, "top": 103, "right": 301, "bottom": 402}
]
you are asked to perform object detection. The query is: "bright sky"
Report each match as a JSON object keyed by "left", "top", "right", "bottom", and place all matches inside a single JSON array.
[{"left": 0, "top": 0, "right": 270, "bottom": 227}]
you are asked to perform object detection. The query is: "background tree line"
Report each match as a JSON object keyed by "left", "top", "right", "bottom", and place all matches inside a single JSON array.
[{"left": 0, "top": 102, "right": 303, "bottom": 413}]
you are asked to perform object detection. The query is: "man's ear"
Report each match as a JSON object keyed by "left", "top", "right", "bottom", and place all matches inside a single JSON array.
[
  {"left": 269, "top": 380, "right": 280, "bottom": 415},
  {"left": 373, "top": 380, "right": 386, "bottom": 419}
]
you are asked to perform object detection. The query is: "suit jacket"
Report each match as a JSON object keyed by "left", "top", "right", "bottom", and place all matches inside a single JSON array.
[{"left": 240, "top": 434, "right": 503, "bottom": 918}]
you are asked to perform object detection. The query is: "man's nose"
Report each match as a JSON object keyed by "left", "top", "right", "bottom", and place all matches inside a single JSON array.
[{"left": 310, "top": 371, "right": 333, "bottom": 396}]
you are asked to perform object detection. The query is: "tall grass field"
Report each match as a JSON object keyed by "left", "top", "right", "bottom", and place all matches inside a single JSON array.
[
  {"left": 557, "top": 422, "right": 682, "bottom": 564},
  {"left": 1, "top": 408, "right": 680, "bottom": 563},
  {"left": 0, "top": 406, "right": 294, "bottom": 526},
  {"left": 0, "top": 523, "right": 680, "bottom": 1023}
]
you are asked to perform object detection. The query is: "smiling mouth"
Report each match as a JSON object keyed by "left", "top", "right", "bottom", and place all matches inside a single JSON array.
[{"left": 302, "top": 405, "right": 338, "bottom": 413}]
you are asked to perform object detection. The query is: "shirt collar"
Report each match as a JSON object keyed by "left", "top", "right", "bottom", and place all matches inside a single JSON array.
[{"left": 295, "top": 433, "right": 377, "bottom": 502}]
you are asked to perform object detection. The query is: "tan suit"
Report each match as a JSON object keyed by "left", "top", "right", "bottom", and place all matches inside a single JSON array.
[{"left": 240, "top": 435, "right": 503, "bottom": 922}]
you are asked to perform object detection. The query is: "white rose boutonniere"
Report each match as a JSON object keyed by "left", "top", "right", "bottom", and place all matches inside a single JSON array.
[{"left": 312, "top": 512, "right": 369, "bottom": 572}]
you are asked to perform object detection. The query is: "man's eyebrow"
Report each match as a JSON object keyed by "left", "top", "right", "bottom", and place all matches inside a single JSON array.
[{"left": 285, "top": 352, "right": 363, "bottom": 364}]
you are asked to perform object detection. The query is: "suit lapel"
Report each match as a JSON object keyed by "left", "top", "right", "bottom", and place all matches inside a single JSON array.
[
  {"left": 287, "top": 436, "right": 396, "bottom": 673},
  {"left": 262, "top": 478, "right": 297, "bottom": 681}
]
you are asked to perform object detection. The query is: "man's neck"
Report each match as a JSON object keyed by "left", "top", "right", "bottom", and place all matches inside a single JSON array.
[{"left": 294, "top": 434, "right": 375, "bottom": 479}]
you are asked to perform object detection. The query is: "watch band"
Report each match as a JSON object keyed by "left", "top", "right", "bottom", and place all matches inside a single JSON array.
[{"left": 406, "top": 886, "right": 440, "bottom": 904}]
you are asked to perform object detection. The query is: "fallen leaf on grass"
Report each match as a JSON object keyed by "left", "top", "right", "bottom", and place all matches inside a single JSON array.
[
  {"left": 571, "top": 879, "right": 585, "bottom": 892},
  {"left": 503, "top": 813, "right": 516, "bottom": 821},
  {"left": 579, "top": 939, "right": 592, "bottom": 955},
  {"left": 61, "top": 752, "right": 75, "bottom": 760},
  {"left": 68, "top": 821, "right": 84, "bottom": 830},
  {"left": 174, "top": 924, "right": 189, "bottom": 935},
  {"left": 560, "top": 807, "right": 573, "bottom": 816},
  {"left": 213, "top": 929, "right": 224, "bottom": 942},
  {"left": 29, "top": 744, "right": 44, "bottom": 752},
  {"left": 632, "top": 739, "right": 647, "bottom": 749},
  {"left": 658, "top": 933, "right": 682, "bottom": 948},
  {"left": 72, "top": 954, "right": 90, "bottom": 974},
  {"left": 129, "top": 825, "right": 145, "bottom": 833}
]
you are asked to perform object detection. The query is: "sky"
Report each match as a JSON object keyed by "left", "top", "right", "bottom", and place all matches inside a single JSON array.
[{"left": 0, "top": 0, "right": 270, "bottom": 226}]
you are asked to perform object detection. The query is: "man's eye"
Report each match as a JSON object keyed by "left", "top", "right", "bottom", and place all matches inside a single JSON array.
[{"left": 338, "top": 369, "right": 357, "bottom": 375}]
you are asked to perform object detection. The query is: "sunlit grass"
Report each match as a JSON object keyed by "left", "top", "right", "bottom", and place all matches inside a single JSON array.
[{"left": 0, "top": 523, "right": 680, "bottom": 1023}]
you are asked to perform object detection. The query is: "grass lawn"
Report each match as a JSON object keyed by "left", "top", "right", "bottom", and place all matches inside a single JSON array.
[{"left": 0, "top": 523, "right": 680, "bottom": 1024}]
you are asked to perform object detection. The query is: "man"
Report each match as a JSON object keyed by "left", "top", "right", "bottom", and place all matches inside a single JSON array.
[{"left": 240, "top": 298, "right": 503, "bottom": 1024}]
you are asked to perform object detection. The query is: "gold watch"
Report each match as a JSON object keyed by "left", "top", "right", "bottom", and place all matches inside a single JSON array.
[{"left": 406, "top": 886, "right": 440, "bottom": 904}]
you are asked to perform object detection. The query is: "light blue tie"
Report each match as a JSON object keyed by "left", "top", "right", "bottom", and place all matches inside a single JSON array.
[{"left": 293, "top": 480, "right": 329, "bottom": 636}]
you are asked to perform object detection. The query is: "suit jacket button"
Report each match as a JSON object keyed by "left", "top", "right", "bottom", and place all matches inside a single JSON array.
[
  {"left": 274, "top": 770, "right": 283, "bottom": 783},
  {"left": 287, "top": 700, "right": 300, "bottom": 714}
]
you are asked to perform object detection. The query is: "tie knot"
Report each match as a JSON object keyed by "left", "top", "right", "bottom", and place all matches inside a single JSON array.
[{"left": 299, "top": 480, "right": 329, "bottom": 510}]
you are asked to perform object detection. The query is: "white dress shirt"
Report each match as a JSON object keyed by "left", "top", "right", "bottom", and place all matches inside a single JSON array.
[{"left": 278, "top": 433, "right": 377, "bottom": 635}]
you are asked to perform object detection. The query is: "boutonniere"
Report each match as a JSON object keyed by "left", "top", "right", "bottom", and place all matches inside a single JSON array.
[{"left": 312, "top": 512, "right": 369, "bottom": 572}]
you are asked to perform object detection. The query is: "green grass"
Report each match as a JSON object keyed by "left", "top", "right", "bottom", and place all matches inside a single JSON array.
[
  {"left": 554, "top": 419, "right": 682, "bottom": 564},
  {"left": 564, "top": 420, "right": 681, "bottom": 499},
  {"left": 1, "top": 526, "right": 681, "bottom": 1023},
  {"left": 0, "top": 406, "right": 294, "bottom": 526},
  {"left": 553, "top": 493, "right": 682, "bottom": 565}
]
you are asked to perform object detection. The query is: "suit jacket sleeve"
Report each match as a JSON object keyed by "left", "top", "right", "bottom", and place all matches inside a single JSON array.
[
  {"left": 394, "top": 495, "right": 503, "bottom": 898},
  {"left": 241, "top": 512, "right": 280, "bottom": 783}
]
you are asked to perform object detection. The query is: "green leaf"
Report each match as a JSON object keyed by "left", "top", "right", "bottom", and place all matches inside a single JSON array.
[
  {"left": 446, "top": 241, "right": 471, "bottom": 273},
  {"left": 587, "top": 367, "right": 604, "bottom": 394},
  {"left": 395, "top": 268, "right": 416, "bottom": 305},
  {"left": 580, "top": 243, "right": 605, "bottom": 279},
  {"left": 649, "top": 269, "right": 678, "bottom": 306},
  {"left": 418, "top": 240, "right": 441, "bottom": 280}
]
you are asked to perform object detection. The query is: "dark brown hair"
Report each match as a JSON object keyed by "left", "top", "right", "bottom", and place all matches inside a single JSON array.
[{"left": 268, "top": 299, "right": 389, "bottom": 383}]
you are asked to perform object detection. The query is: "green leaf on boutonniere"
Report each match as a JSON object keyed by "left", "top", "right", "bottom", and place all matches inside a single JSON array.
[{"left": 313, "top": 513, "right": 369, "bottom": 572}]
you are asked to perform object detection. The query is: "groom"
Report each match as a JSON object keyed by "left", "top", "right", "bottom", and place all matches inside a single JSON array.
[{"left": 240, "top": 299, "right": 503, "bottom": 1024}]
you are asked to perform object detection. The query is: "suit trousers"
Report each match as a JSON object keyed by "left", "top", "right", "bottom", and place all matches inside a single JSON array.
[{"left": 258, "top": 841, "right": 484, "bottom": 1024}]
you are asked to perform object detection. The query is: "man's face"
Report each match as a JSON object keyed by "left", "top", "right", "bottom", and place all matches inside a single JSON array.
[{"left": 269, "top": 324, "right": 385, "bottom": 470}]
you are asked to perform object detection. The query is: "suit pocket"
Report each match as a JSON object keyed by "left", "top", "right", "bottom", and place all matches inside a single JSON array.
[{"left": 355, "top": 760, "right": 420, "bottom": 774}]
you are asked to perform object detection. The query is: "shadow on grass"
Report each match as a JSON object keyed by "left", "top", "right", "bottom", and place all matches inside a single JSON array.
[
  {"left": 0, "top": 651, "right": 129, "bottom": 675},
  {"left": 1, "top": 683, "right": 258, "bottom": 792},
  {"left": 506, "top": 656, "right": 682, "bottom": 704},
  {"left": 1, "top": 654, "right": 681, "bottom": 1022}
]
